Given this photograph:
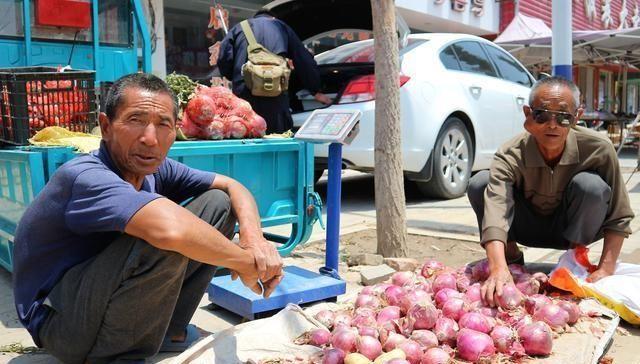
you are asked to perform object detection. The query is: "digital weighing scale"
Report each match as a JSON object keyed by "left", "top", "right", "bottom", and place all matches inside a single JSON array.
[{"left": 208, "top": 109, "right": 361, "bottom": 319}]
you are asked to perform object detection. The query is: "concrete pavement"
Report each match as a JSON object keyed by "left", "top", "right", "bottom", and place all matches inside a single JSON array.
[{"left": 0, "top": 148, "right": 638, "bottom": 363}]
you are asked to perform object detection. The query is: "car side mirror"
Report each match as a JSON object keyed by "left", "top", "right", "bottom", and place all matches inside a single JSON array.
[{"left": 538, "top": 72, "right": 551, "bottom": 80}]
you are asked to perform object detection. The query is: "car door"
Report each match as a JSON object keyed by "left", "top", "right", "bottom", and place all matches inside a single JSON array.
[
  {"left": 449, "top": 41, "right": 518, "bottom": 165},
  {"left": 482, "top": 43, "right": 534, "bottom": 140}
]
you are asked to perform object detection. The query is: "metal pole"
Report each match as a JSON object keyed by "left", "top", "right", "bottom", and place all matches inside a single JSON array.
[
  {"left": 320, "top": 142, "right": 342, "bottom": 279},
  {"left": 552, "top": 0, "right": 572, "bottom": 80},
  {"left": 22, "top": 0, "right": 31, "bottom": 65},
  {"left": 132, "top": 0, "right": 152, "bottom": 72},
  {"left": 92, "top": 0, "right": 100, "bottom": 81}
]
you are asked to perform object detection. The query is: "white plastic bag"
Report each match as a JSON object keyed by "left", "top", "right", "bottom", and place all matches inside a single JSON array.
[{"left": 549, "top": 247, "right": 640, "bottom": 324}]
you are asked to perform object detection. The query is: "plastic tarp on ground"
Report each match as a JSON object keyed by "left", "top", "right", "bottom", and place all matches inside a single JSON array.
[
  {"left": 495, "top": 14, "right": 640, "bottom": 68},
  {"left": 171, "top": 300, "right": 619, "bottom": 364}
]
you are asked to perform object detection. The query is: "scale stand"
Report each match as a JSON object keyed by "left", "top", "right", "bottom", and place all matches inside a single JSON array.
[{"left": 207, "top": 110, "right": 361, "bottom": 319}]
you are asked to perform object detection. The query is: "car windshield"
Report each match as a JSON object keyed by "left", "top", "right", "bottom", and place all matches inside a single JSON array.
[{"left": 315, "top": 38, "right": 427, "bottom": 65}]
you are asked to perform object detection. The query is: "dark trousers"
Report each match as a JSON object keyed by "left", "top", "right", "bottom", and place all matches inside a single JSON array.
[
  {"left": 38, "top": 189, "right": 236, "bottom": 363},
  {"left": 467, "top": 170, "right": 611, "bottom": 249}
]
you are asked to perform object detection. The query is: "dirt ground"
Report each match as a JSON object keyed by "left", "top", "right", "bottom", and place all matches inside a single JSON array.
[{"left": 306, "top": 228, "right": 487, "bottom": 267}]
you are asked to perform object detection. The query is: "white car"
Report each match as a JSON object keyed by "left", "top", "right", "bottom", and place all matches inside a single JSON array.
[{"left": 262, "top": 0, "right": 535, "bottom": 199}]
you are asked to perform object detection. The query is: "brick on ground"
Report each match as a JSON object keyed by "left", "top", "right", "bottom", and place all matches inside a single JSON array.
[
  {"left": 360, "top": 264, "right": 395, "bottom": 286},
  {"left": 347, "top": 253, "right": 384, "bottom": 267},
  {"left": 383, "top": 257, "right": 419, "bottom": 272}
]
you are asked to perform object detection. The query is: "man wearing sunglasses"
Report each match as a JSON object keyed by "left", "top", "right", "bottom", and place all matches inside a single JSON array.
[{"left": 467, "top": 76, "right": 634, "bottom": 307}]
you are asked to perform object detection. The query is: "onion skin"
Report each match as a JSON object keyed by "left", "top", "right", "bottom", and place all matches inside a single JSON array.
[
  {"left": 356, "top": 335, "right": 382, "bottom": 360},
  {"left": 471, "top": 259, "right": 490, "bottom": 281},
  {"left": 331, "top": 327, "right": 358, "bottom": 353},
  {"left": 406, "top": 302, "right": 438, "bottom": 330},
  {"left": 432, "top": 273, "right": 457, "bottom": 293},
  {"left": 382, "top": 332, "right": 407, "bottom": 352},
  {"left": 456, "top": 328, "right": 496, "bottom": 362},
  {"left": 556, "top": 300, "right": 581, "bottom": 325},
  {"left": 490, "top": 325, "right": 516, "bottom": 353},
  {"left": 322, "top": 348, "right": 345, "bottom": 364},
  {"left": 420, "top": 347, "right": 450, "bottom": 364},
  {"left": 397, "top": 339, "right": 422, "bottom": 364},
  {"left": 533, "top": 303, "right": 570, "bottom": 330},
  {"left": 409, "top": 329, "right": 438, "bottom": 350},
  {"left": 392, "top": 271, "right": 415, "bottom": 287},
  {"left": 384, "top": 285, "right": 405, "bottom": 307},
  {"left": 464, "top": 283, "right": 482, "bottom": 303},
  {"left": 315, "top": 310, "right": 336, "bottom": 329},
  {"left": 458, "top": 312, "right": 493, "bottom": 333},
  {"left": 496, "top": 283, "right": 524, "bottom": 310},
  {"left": 433, "top": 317, "right": 458, "bottom": 346},
  {"left": 525, "top": 294, "right": 553, "bottom": 315},
  {"left": 421, "top": 260, "right": 444, "bottom": 278},
  {"left": 310, "top": 328, "right": 332, "bottom": 346},
  {"left": 518, "top": 321, "right": 553, "bottom": 356},
  {"left": 441, "top": 297, "right": 468, "bottom": 321},
  {"left": 434, "top": 288, "right": 462, "bottom": 308}
]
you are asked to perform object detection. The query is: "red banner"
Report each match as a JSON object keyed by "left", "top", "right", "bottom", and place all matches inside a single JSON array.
[{"left": 36, "top": 0, "right": 91, "bottom": 29}]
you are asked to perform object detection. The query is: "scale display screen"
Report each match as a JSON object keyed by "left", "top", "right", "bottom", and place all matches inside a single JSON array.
[{"left": 294, "top": 109, "right": 361, "bottom": 143}]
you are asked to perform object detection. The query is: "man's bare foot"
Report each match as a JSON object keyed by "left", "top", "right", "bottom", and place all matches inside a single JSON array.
[{"left": 169, "top": 326, "right": 211, "bottom": 342}]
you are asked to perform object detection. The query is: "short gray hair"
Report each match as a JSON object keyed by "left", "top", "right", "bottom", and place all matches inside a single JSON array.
[
  {"left": 105, "top": 73, "right": 179, "bottom": 121},
  {"left": 528, "top": 76, "right": 580, "bottom": 110}
]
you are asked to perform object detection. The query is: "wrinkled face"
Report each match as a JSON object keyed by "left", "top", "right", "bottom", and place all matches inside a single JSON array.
[
  {"left": 100, "top": 88, "right": 176, "bottom": 179},
  {"left": 523, "top": 84, "right": 582, "bottom": 153}
]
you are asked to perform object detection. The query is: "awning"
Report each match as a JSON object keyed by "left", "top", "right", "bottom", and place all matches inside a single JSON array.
[
  {"left": 495, "top": 15, "right": 640, "bottom": 69},
  {"left": 493, "top": 13, "right": 552, "bottom": 44}
]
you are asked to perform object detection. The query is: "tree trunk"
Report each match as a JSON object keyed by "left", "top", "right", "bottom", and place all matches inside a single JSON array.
[{"left": 371, "top": 0, "right": 408, "bottom": 257}]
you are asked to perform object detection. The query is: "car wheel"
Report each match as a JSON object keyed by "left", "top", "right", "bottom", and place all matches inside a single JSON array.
[{"left": 416, "top": 117, "right": 473, "bottom": 199}]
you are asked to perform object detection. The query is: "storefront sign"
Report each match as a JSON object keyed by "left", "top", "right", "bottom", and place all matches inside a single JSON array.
[
  {"left": 35, "top": 0, "right": 91, "bottom": 28},
  {"left": 451, "top": 0, "right": 467, "bottom": 12},
  {"left": 208, "top": 4, "right": 229, "bottom": 30},
  {"left": 633, "top": 3, "right": 640, "bottom": 27},
  {"left": 602, "top": 0, "right": 613, "bottom": 28},
  {"left": 585, "top": 0, "right": 596, "bottom": 22},
  {"left": 471, "top": 0, "right": 484, "bottom": 16},
  {"left": 619, "top": 0, "right": 629, "bottom": 28}
]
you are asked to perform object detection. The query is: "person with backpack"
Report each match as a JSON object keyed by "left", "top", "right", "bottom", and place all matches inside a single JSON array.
[{"left": 217, "top": 10, "right": 331, "bottom": 134}]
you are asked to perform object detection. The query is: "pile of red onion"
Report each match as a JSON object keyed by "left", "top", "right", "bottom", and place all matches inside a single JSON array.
[{"left": 297, "top": 259, "right": 582, "bottom": 364}]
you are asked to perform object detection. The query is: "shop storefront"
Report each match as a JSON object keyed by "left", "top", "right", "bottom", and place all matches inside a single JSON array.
[{"left": 498, "top": 0, "right": 640, "bottom": 114}]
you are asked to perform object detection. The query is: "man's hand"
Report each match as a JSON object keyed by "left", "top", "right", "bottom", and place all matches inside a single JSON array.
[
  {"left": 586, "top": 266, "right": 614, "bottom": 283},
  {"left": 233, "top": 253, "right": 263, "bottom": 296},
  {"left": 234, "top": 234, "right": 284, "bottom": 298},
  {"left": 314, "top": 92, "right": 332, "bottom": 105},
  {"left": 481, "top": 265, "right": 513, "bottom": 307}
]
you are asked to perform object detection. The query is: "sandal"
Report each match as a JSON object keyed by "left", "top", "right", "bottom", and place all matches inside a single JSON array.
[{"left": 159, "top": 324, "right": 202, "bottom": 352}]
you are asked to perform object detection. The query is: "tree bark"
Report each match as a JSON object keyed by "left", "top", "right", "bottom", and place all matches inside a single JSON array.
[{"left": 371, "top": 0, "right": 408, "bottom": 257}]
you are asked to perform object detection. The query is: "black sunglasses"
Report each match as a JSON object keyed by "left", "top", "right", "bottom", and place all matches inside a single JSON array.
[{"left": 531, "top": 108, "right": 575, "bottom": 127}]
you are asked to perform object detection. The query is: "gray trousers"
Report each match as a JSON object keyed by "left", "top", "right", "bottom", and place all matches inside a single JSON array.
[
  {"left": 467, "top": 170, "right": 611, "bottom": 249},
  {"left": 38, "top": 189, "right": 236, "bottom": 363}
]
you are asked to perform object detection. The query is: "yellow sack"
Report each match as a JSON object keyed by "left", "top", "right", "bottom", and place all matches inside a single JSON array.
[{"left": 29, "top": 126, "right": 101, "bottom": 153}]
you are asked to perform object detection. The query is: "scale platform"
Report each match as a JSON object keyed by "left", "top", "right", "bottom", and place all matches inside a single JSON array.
[{"left": 208, "top": 265, "right": 346, "bottom": 319}]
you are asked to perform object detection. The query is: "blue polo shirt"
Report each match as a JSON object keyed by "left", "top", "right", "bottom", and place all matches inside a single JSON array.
[{"left": 12, "top": 143, "right": 215, "bottom": 346}]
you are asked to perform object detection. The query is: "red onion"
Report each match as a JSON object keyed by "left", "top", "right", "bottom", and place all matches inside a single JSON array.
[
  {"left": 333, "top": 312, "right": 352, "bottom": 328},
  {"left": 309, "top": 328, "right": 332, "bottom": 346},
  {"left": 315, "top": 310, "right": 336, "bottom": 328},
  {"left": 382, "top": 332, "right": 406, "bottom": 352},
  {"left": 420, "top": 347, "right": 450, "bottom": 364},
  {"left": 384, "top": 285, "right": 405, "bottom": 307},
  {"left": 508, "top": 263, "right": 528, "bottom": 277},
  {"left": 392, "top": 271, "right": 415, "bottom": 287},
  {"left": 360, "top": 286, "right": 375, "bottom": 295},
  {"left": 322, "top": 348, "right": 345, "bottom": 364},
  {"left": 406, "top": 302, "right": 438, "bottom": 330},
  {"left": 469, "top": 301, "right": 499, "bottom": 317},
  {"left": 331, "top": 327, "right": 358, "bottom": 353},
  {"left": 434, "top": 288, "right": 462, "bottom": 308},
  {"left": 525, "top": 294, "right": 553, "bottom": 315},
  {"left": 432, "top": 273, "right": 457, "bottom": 293},
  {"left": 356, "top": 335, "right": 382, "bottom": 360},
  {"left": 471, "top": 259, "right": 490, "bottom": 281},
  {"left": 420, "top": 259, "right": 444, "bottom": 278},
  {"left": 376, "top": 305, "right": 401, "bottom": 325},
  {"left": 354, "top": 306, "right": 377, "bottom": 319},
  {"left": 456, "top": 274, "right": 471, "bottom": 292},
  {"left": 556, "top": 300, "right": 581, "bottom": 325},
  {"left": 439, "top": 344, "right": 455, "bottom": 355},
  {"left": 532, "top": 271, "right": 549, "bottom": 285},
  {"left": 456, "top": 328, "right": 496, "bottom": 362},
  {"left": 355, "top": 294, "right": 381, "bottom": 309},
  {"left": 464, "top": 283, "right": 482, "bottom": 303},
  {"left": 398, "top": 339, "right": 422, "bottom": 364},
  {"left": 417, "top": 279, "right": 433, "bottom": 293},
  {"left": 496, "top": 283, "right": 524, "bottom": 310},
  {"left": 409, "top": 330, "right": 438, "bottom": 350},
  {"left": 358, "top": 326, "right": 379, "bottom": 339},
  {"left": 371, "top": 283, "right": 393, "bottom": 296},
  {"left": 533, "top": 303, "right": 569, "bottom": 330},
  {"left": 517, "top": 321, "right": 553, "bottom": 355},
  {"left": 516, "top": 275, "right": 541, "bottom": 295},
  {"left": 386, "top": 360, "right": 410, "bottom": 364},
  {"left": 490, "top": 325, "right": 516, "bottom": 354},
  {"left": 442, "top": 297, "right": 468, "bottom": 321},
  {"left": 458, "top": 312, "right": 493, "bottom": 333},
  {"left": 433, "top": 317, "right": 458, "bottom": 346},
  {"left": 351, "top": 314, "right": 377, "bottom": 330},
  {"left": 400, "top": 289, "right": 431, "bottom": 314}
]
